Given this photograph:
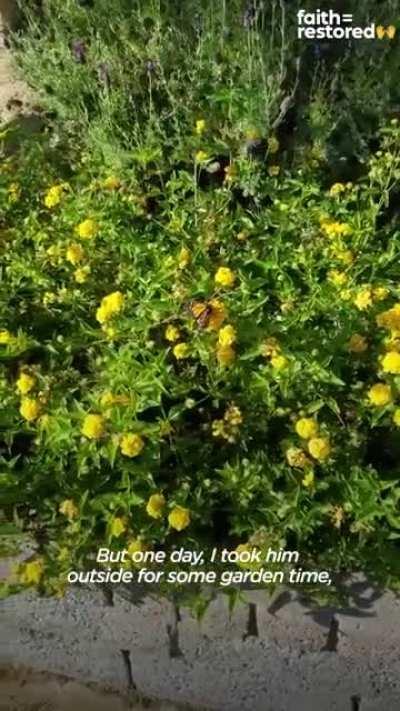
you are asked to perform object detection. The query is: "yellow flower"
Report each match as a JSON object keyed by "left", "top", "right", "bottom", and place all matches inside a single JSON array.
[
  {"left": 168, "top": 506, "right": 190, "bottom": 531},
  {"left": 74, "top": 266, "right": 91, "bottom": 283},
  {"left": 103, "top": 326, "right": 117, "bottom": 340},
  {"left": 16, "top": 372, "right": 36, "bottom": 395},
  {"left": 373, "top": 286, "right": 389, "bottom": 302},
  {"left": 146, "top": 493, "right": 166, "bottom": 519},
  {"left": 19, "top": 559, "right": 44, "bottom": 585},
  {"left": 195, "top": 119, "right": 206, "bottom": 135},
  {"left": 120, "top": 433, "right": 144, "bottom": 458},
  {"left": 100, "top": 391, "right": 130, "bottom": 409},
  {"left": 110, "top": 516, "right": 126, "bottom": 538},
  {"left": 295, "top": 417, "right": 319, "bottom": 440},
  {"left": 268, "top": 136, "right": 279, "bottom": 153},
  {"left": 368, "top": 383, "right": 392, "bottom": 407},
  {"left": 354, "top": 288, "right": 373, "bottom": 311},
  {"left": 320, "top": 219, "right": 351, "bottom": 237},
  {"left": 76, "top": 219, "right": 98, "bottom": 240},
  {"left": 392, "top": 408, "right": 400, "bottom": 427},
  {"left": 102, "top": 176, "right": 121, "bottom": 190},
  {"left": 173, "top": 342, "right": 190, "bottom": 359},
  {"left": 336, "top": 249, "right": 354, "bottom": 265},
  {"left": 218, "top": 324, "right": 236, "bottom": 347},
  {"left": 44, "top": 185, "right": 64, "bottom": 208},
  {"left": 178, "top": 247, "right": 190, "bottom": 269},
  {"left": 0, "top": 329, "right": 12, "bottom": 345},
  {"left": 59, "top": 499, "right": 79, "bottom": 520},
  {"left": 195, "top": 150, "right": 209, "bottom": 163},
  {"left": 330, "top": 505, "right": 345, "bottom": 529},
  {"left": 262, "top": 337, "right": 281, "bottom": 358},
  {"left": 8, "top": 182, "right": 21, "bottom": 202},
  {"left": 376, "top": 304, "right": 400, "bottom": 331},
  {"left": 127, "top": 538, "right": 146, "bottom": 556},
  {"left": 286, "top": 447, "right": 310, "bottom": 469},
  {"left": 308, "top": 437, "right": 331, "bottom": 461},
  {"left": 215, "top": 266, "right": 236, "bottom": 288},
  {"left": 20, "top": 397, "right": 41, "bottom": 422},
  {"left": 81, "top": 414, "right": 105, "bottom": 439},
  {"left": 216, "top": 344, "right": 235, "bottom": 366},
  {"left": 224, "top": 404, "right": 242, "bottom": 426},
  {"left": 224, "top": 163, "right": 238, "bottom": 182},
  {"left": 271, "top": 354, "right": 288, "bottom": 370},
  {"left": 212, "top": 418, "right": 228, "bottom": 439},
  {"left": 329, "top": 182, "right": 346, "bottom": 197},
  {"left": 302, "top": 470, "right": 315, "bottom": 487},
  {"left": 348, "top": 334, "right": 368, "bottom": 353},
  {"left": 381, "top": 351, "right": 400, "bottom": 374},
  {"left": 165, "top": 324, "right": 180, "bottom": 342},
  {"left": 268, "top": 165, "right": 280, "bottom": 177},
  {"left": 327, "top": 269, "right": 347, "bottom": 287},
  {"left": 245, "top": 128, "right": 261, "bottom": 140},
  {"left": 96, "top": 291, "right": 124, "bottom": 323},
  {"left": 66, "top": 243, "right": 84, "bottom": 265}
]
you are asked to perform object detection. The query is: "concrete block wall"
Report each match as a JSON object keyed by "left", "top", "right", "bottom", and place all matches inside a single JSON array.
[{"left": 1, "top": 584, "right": 400, "bottom": 710}]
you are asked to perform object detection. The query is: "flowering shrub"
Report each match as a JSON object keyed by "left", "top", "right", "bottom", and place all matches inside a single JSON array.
[
  {"left": 1, "top": 115, "right": 400, "bottom": 597},
  {"left": 1, "top": 0, "right": 400, "bottom": 598}
]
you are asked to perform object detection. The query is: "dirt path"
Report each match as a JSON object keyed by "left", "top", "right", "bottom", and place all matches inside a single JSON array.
[
  {"left": 0, "top": 669, "right": 180, "bottom": 711},
  {"left": 0, "top": 1, "right": 37, "bottom": 124}
]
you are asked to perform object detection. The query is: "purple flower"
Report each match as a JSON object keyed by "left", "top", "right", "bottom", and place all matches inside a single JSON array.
[{"left": 71, "top": 39, "right": 87, "bottom": 64}]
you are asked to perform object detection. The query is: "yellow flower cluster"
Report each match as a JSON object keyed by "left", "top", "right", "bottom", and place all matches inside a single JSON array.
[
  {"left": 348, "top": 333, "right": 368, "bottom": 353},
  {"left": 76, "top": 219, "right": 98, "bottom": 240},
  {"left": 16, "top": 371, "right": 36, "bottom": 395},
  {"left": 212, "top": 404, "right": 243, "bottom": 442},
  {"left": 146, "top": 494, "right": 190, "bottom": 531},
  {"left": 0, "top": 329, "right": 13, "bottom": 345},
  {"left": 96, "top": 291, "right": 124, "bottom": 323},
  {"left": 368, "top": 383, "right": 392, "bottom": 407},
  {"left": 286, "top": 447, "right": 311, "bottom": 470},
  {"left": 380, "top": 351, "right": 400, "bottom": 374},
  {"left": 120, "top": 432, "right": 144, "bottom": 458},
  {"left": 66, "top": 243, "right": 84, "bottom": 265},
  {"left": 195, "top": 150, "right": 209, "bottom": 163},
  {"left": 173, "top": 342, "right": 190, "bottom": 359},
  {"left": 294, "top": 417, "right": 331, "bottom": 461},
  {"left": 329, "top": 182, "right": 352, "bottom": 197},
  {"left": 44, "top": 184, "right": 64, "bottom": 208},
  {"left": 59, "top": 499, "right": 79, "bottom": 520},
  {"left": 20, "top": 397, "right": 41, "bottom": 422},
  {"left": 354, "top": 285, "right": 388, "bottom": 311},
  {"left": 320, "top": 218, "right": 352, "bottom": 238},
  {"left": 74, "top": 266, "right": 91, "bottom": 283},
  {"left": 165, "top": 324, "right": 180, "bottom": 342},
  {"left": 110, "top": 516, "right": 127, "bottom": 538},
  {"left": 215, "top": 266, "right": 236, "bottom": 288},
  {"left": 102, "top": 176, "right": 121, "bottom": 190},
  {"left": 19, "top": 558, "right": 44, "bottom": 585},
  {"left": 218, "top": 324, "right": 236, "bottom": 347},
  {"left": 376, "top": 303, "right": 400, "bottom": 332},
  {"left": 195, "top": 119, "right": 206, "bottom": 135},
  {"left": 81, "top": 413, "right": 105, "bottom": 439},
  {"left": 178, "top": 247, "right": 190, "bottom": 269}
]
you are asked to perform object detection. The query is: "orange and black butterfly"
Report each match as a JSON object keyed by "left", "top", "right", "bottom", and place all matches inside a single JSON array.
[{"left": 190, "top": 301, "right": 213, "bottom": 329}]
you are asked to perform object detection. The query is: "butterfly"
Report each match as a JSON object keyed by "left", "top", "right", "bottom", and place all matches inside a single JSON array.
[{"left": 190, "top": 301, "right": 213, "bottom": 329}]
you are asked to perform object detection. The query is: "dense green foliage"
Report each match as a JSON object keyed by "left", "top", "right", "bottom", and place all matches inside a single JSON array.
[{"left": 1, "top": 0, "right": 400, "bottom": 597}]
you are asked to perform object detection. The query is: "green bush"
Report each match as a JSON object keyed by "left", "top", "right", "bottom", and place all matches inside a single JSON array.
[{"left": 1, "top": 0, "right": 400, "bottom": 599}]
